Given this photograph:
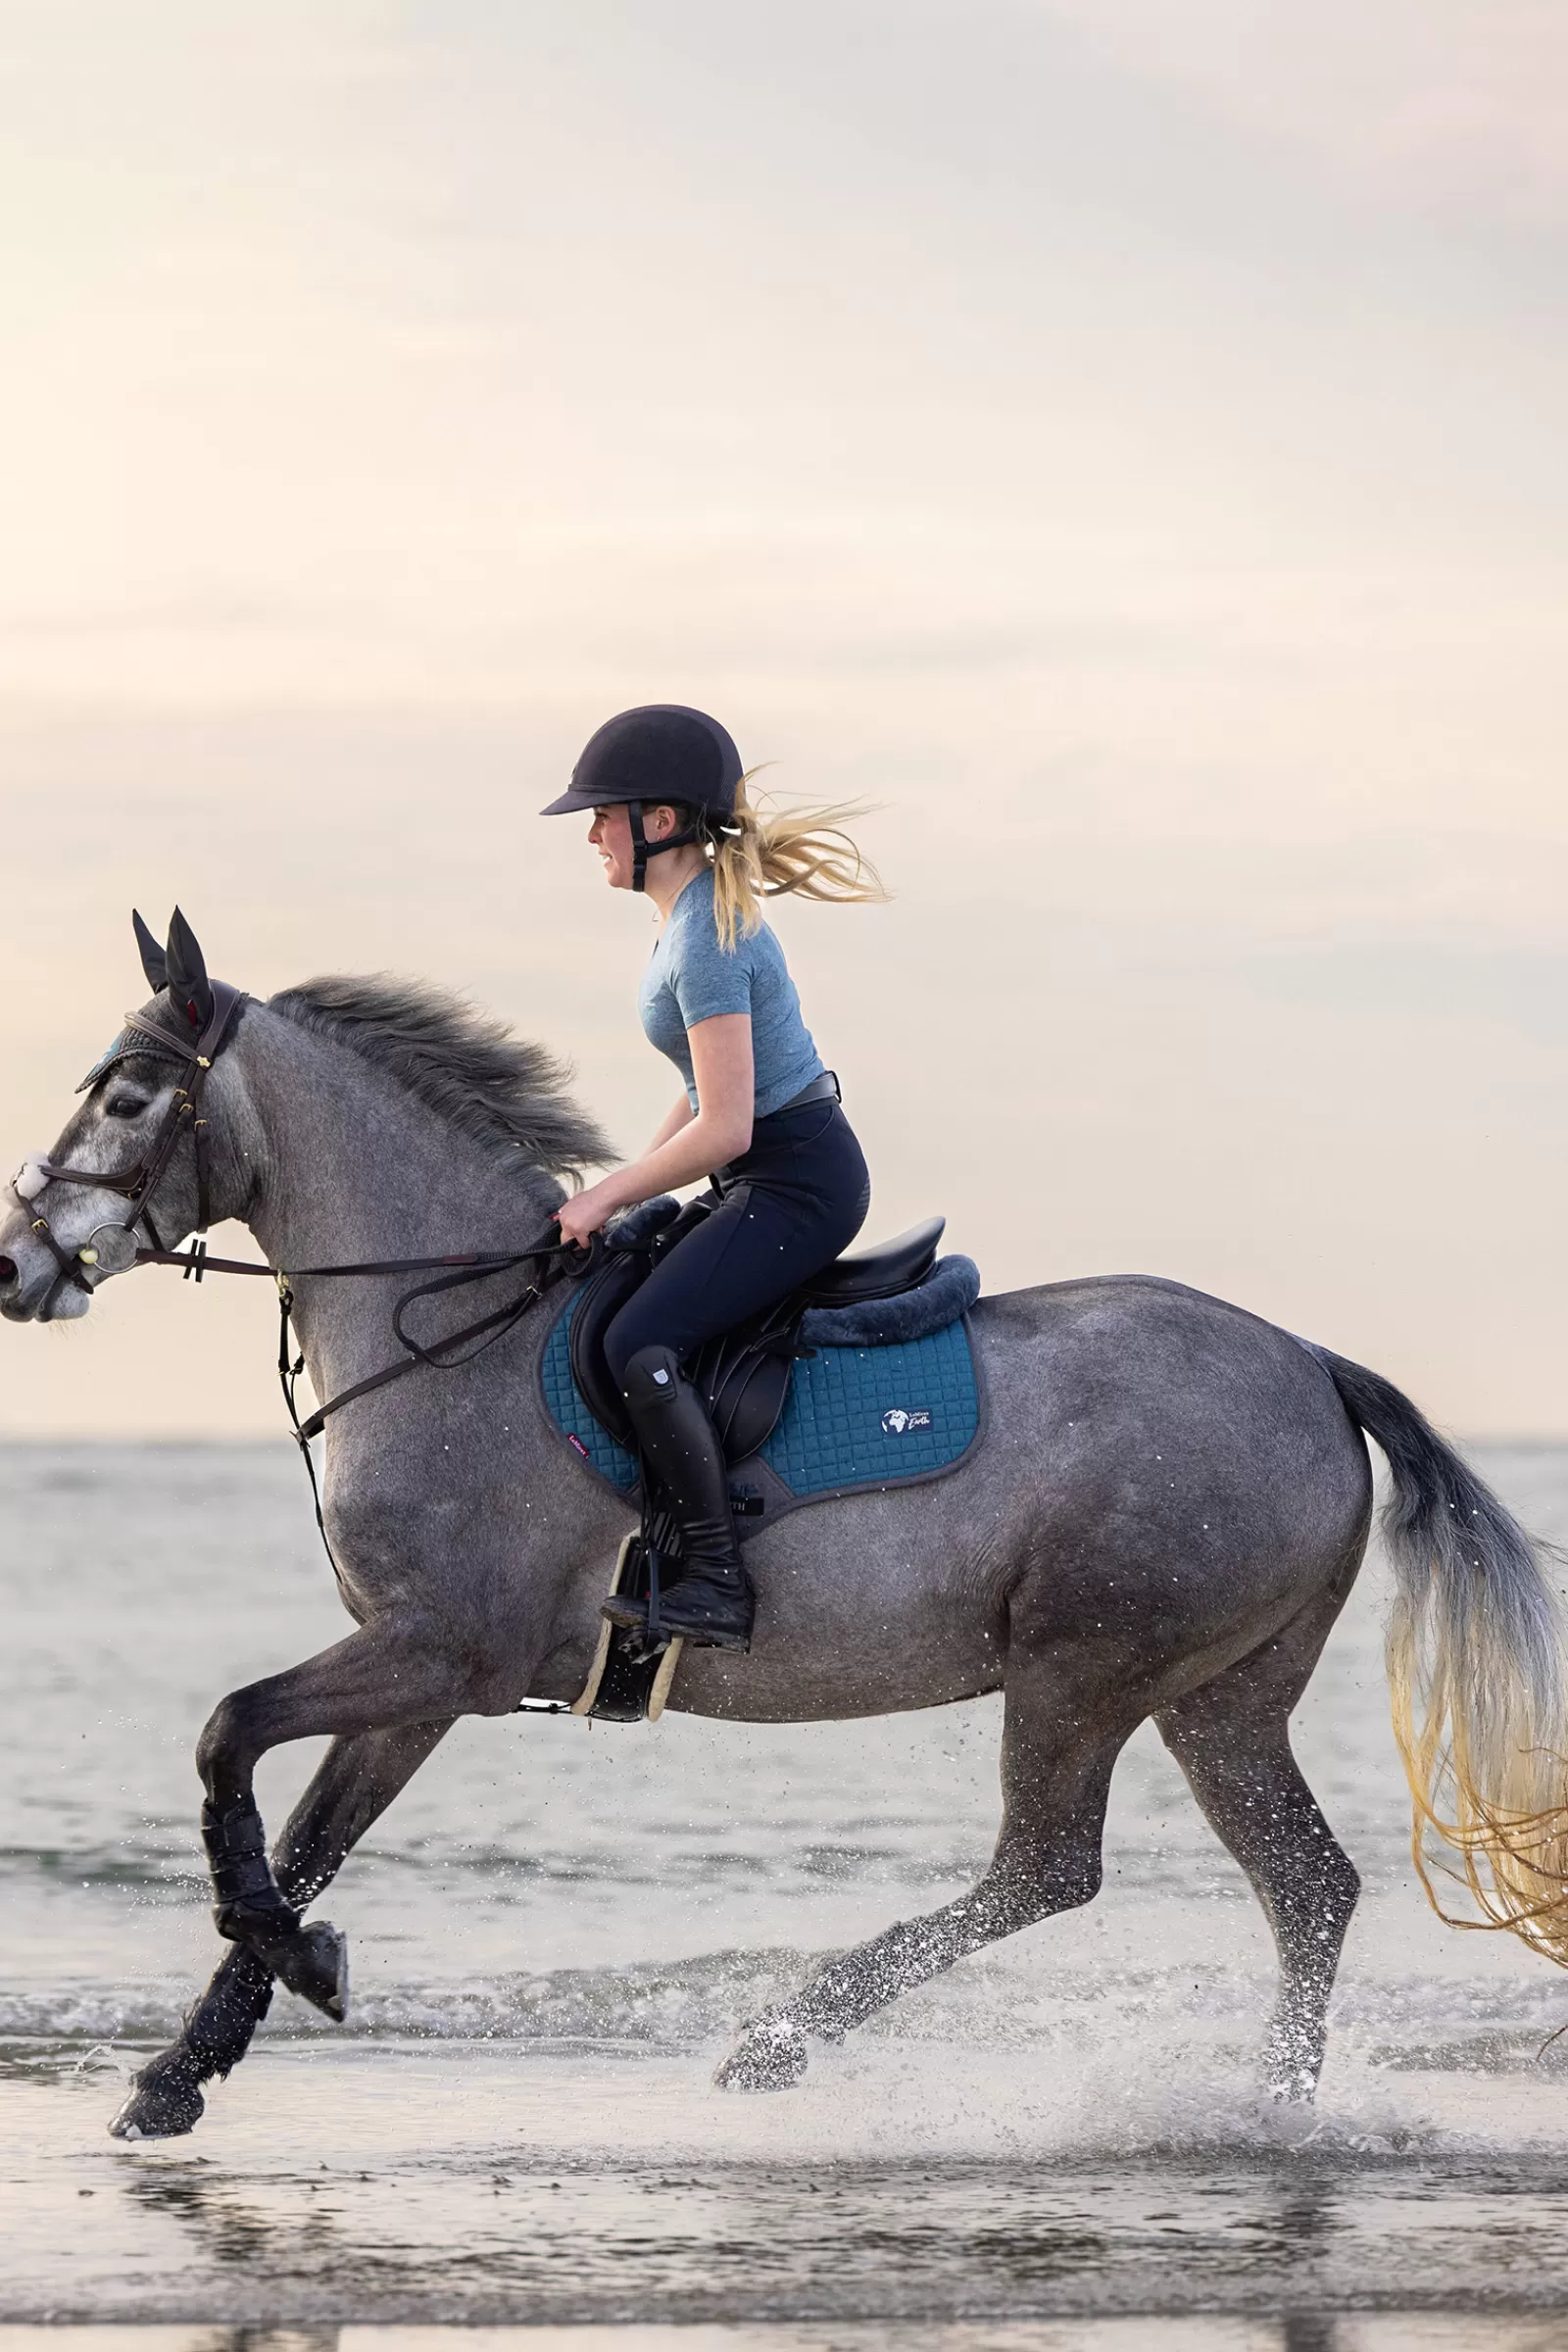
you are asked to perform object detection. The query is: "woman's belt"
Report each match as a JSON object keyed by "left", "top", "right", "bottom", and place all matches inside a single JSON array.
[{"left": 769, "top": 1070, "right": 841, "bottom": 1115}]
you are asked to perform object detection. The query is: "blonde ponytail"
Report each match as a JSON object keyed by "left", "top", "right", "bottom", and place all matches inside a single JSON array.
[{"left": 703, "top": 773, "right": 887, "bottom": 952}]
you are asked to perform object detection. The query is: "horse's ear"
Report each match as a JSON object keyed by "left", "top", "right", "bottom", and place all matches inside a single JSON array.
[
  {"left": 165, "top": 906, "right": 214, "bottom": 1030},
  {"left": 132, "top": 908, "right": 169, "bottom": 994}
]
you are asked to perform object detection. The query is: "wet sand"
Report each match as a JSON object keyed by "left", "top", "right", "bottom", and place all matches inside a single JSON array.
[
  {"left": 13, "top": 2327, "right": 1568, "bottom": 2352},
  {"left": 11, "top": 2035, "right": 1568, "bottom": 2333}
]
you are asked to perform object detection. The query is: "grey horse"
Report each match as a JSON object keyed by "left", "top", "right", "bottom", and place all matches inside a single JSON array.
[{"left": 3, "top": 912, "right": 1565, "bottom": 2143}]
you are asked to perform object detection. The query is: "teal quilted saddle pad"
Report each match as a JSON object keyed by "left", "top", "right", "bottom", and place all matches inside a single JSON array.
[{"left": 539, "top": 1287, "right": 982, "bottom": 1510}]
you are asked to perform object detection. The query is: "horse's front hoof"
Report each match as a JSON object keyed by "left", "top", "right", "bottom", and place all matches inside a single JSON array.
[
  {"left": 269, "top": 1920, "right": 350, "bottom": 2021},
  {"left": 1263, "top": 2018, "right": 1323, "bottom": 2105},
  {"left": 110, "top": 2057, "right": 205, "bottom": 2140},
  {"left": 714, "top": 2015, "right": 808, "bottom": 2092}
]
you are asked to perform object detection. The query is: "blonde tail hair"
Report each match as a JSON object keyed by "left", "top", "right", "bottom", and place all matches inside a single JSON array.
[
  {"left": 1310, "top": 1343, "right": 1568, "bottom": 1963},
  {"left": 699, "top": 774, "right": 887, "bottom": 952}
]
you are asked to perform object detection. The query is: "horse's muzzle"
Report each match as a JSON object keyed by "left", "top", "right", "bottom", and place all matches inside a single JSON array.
[{"left": 0, "top": 1231, "right": 92, "bottom": 1322}]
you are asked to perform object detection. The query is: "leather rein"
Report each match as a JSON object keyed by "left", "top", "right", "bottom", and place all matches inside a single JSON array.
[{"left": 15, "top": 982, "right": 584, "bottom": 1567}]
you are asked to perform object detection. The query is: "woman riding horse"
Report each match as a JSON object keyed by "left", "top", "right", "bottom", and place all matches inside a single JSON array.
[{"left": 543, "top": 704, "right": 882, "bottom": 1652}]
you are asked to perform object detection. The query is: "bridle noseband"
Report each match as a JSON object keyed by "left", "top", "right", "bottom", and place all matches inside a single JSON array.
[{"left": 14, "top": 982, "right": 244, "bottom": 1319}]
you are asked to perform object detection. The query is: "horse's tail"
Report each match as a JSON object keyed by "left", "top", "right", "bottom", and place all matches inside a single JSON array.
[{"left": 1307, "top": 1342, "right": 1568, "bottom": 1962}]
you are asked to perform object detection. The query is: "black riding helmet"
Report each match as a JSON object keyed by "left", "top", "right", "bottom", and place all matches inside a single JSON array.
[{"left": 541, "top": 704, "right": 744, "bottom": 892}]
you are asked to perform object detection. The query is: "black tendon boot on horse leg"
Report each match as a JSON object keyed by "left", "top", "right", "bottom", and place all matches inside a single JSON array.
[
  {"left": 202, "top": 1791, "right": 350, "bottom": 2019},
  {"left": 604, "top": 1343, "right": 755, "bottom": 1650},
  {"left": 196, "top": 1683, "right": 351, "bottom": 2023}
]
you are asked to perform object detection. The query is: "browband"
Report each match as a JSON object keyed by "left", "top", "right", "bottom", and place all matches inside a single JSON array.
[{"left": 77, "top": 982, "right": 246, "bottom": 1091}]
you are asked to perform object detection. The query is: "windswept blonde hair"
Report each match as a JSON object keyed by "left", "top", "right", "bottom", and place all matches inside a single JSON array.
[{"left": 667, "top": 772, "right": 887, "bottom": 952}]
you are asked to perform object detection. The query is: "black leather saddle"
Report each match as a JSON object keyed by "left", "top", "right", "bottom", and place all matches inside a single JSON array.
[{"left": 567, "top": 1201, "right": 946, "bottom": 1472}]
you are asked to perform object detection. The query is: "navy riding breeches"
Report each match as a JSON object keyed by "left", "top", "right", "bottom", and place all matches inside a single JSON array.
[{"left": 602, "top": 1098, "right": 871, "bottom": 1388}]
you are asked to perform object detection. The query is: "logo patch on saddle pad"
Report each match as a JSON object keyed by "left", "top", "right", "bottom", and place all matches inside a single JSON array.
[{"left": 881, "top": 1406, "right": 932, "bottom": 1435}]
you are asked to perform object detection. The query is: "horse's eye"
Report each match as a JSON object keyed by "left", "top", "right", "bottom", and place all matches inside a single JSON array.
[{"left": 104, "top": 1092, "right": 149, "bottom": 1120}]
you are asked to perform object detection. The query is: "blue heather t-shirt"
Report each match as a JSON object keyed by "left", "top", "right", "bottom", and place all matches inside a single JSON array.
[{"left": 639, "top": 869, "right": 825, "bottom": 1119}]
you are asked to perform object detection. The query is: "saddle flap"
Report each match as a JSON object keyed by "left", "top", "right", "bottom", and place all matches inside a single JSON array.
[
  {"left": 695, "top": 1330, "right": 795, "bottom": 1465},
  {"left": 566, "top": 1250, "right": 647, "bottom": 1447}
]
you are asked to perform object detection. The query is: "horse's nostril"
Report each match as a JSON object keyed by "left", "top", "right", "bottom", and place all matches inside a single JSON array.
[{"left": 0, "top": 1256, "right": 17, "bottom": 1287}]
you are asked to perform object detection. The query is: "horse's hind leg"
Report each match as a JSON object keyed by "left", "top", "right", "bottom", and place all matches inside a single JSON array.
[
  {"left": 717, "top": 1664, "right": 1136, "bottom": 2092},
  {"left": 111, "top": 1718, "right": 449, "bottom": 2140},
  {"left": 1155, "top": 1606, "right": 1361, "bottom": 2102}
]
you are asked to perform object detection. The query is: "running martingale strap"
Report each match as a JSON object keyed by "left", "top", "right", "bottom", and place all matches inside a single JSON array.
[{"left": 136, "top": 1227, "right": 582, "bottom": 1581}]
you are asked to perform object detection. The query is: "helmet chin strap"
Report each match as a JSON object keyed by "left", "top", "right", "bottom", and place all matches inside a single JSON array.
[{"left": 626, "top": 802, "right": 702, "bottom": 894}]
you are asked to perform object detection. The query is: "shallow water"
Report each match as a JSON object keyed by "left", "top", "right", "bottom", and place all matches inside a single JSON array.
[{"left": 5, "top": 1441, "right": 1568, "bottom": 2335}]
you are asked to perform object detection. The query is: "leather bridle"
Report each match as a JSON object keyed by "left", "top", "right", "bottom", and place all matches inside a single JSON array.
[
  {"left": 15, "top": 981, "right": 246, "bottom": 1320},
  {"left": 11, "top": 976, "right": 587, "bottom": 1574}
]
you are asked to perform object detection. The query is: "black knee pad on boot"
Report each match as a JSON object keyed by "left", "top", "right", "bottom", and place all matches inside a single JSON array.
[{"left": 621, "top": 1344, "right": 684, "bottom": 1417}]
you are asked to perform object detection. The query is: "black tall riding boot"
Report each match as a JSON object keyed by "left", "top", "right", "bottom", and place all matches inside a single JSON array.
[{"left": 603, "top": 1343, "right": 755, "bottom": 1651}]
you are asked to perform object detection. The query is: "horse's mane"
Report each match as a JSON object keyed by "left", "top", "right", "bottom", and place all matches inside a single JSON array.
[{"left": 269, "top": 975, "right": 612, "bottom": 1182}]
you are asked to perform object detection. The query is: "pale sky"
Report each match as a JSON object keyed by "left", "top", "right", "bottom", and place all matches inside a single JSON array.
[{"left": 2, "top": 2, "right": 1564, "bottom": 1435}]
